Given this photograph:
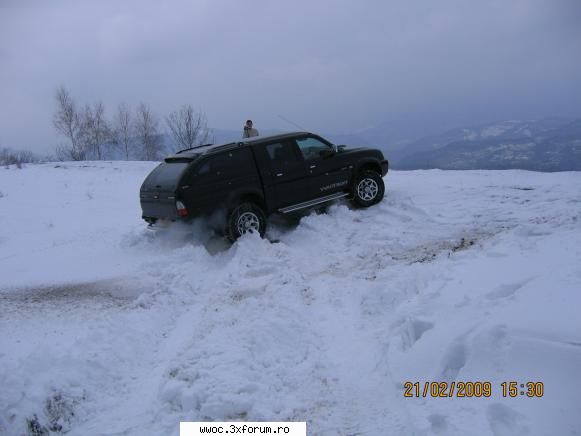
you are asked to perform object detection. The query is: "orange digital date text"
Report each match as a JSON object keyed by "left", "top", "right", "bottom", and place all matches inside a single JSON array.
[
  {"left": 403, "top": 381, "right": 544, "bottom": 398},
  {"left": 403, "top": 381, "right": 492, "bottom": 398}
]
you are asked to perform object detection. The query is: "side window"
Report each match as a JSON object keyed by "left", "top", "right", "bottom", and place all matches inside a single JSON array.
[
  {"left": 193, "top": 148, "right": 253, "bottom": 180},
  {"left": 196, "top": 161, "right": 210, "bottom": 175},
  {"left": 228, "top": 148, "right": 254, "bottom": 168},
  {"left": 209, "top": 153, "right": 232, "bottom": 175},
  {"left": 296, "top": 137, "right": 333, "bottom": 160},
  {"left": 264, "top": 141, "right": 302, "bottom": 170}
]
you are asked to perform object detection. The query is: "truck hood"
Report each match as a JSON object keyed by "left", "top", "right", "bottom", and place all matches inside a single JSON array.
[{"left": 338, "top": 146, "right": 385, "bottom": 160}]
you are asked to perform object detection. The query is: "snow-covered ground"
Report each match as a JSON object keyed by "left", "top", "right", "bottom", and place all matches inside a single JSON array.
[{"left": 1, "top": 162, "right": 580, "bottom": 436}]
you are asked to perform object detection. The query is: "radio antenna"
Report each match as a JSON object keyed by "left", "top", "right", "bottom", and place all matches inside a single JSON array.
[{"left": 278, "top": 114, "right": 308, "bottom": 132}]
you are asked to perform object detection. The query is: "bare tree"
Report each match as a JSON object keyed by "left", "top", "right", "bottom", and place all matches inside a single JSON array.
[
  {"left": 52, "top": 86, "right": 85, "bottom": 160},
  {"left": 135, "top": 103, "right": 163, "bottom": 161},
  {"left": 111, "top": 103, "right": 133, "bottom": 160},
  {"left": 17, "top": 150, "right": 36, "bottom": 164},
  {"left": 165, "top": 104, "right": 210, "bottom": 152},
  {"left": 0, "top": 146, "right": 37, "bottom": 167},
  {"left": 79, "top": 101, "right": 111, "bottom": 160}
]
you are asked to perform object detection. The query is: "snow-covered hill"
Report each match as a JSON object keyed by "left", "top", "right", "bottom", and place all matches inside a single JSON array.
[
  {"left": 394, "top": 118, "right": 581, "bottom": 171},
  {"left": 1, "top": 162, "right": 580, "bottom": 435}
]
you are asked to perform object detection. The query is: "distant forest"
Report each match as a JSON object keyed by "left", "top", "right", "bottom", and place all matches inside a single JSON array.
[{"left": 1, "top": 86, "right": 211, "bottom": 167}]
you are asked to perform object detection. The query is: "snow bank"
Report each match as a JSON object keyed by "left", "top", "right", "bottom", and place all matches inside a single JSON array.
[{"left": 1, "top": 162, "right": 580, "bottom": 435}]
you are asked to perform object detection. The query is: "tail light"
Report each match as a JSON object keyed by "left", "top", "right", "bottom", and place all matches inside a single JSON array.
[{"left": 176, "top": 200, "right": 188, "bottom": 216}]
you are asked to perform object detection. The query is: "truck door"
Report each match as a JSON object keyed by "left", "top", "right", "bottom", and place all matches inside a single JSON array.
[
  {"left": 255, "top": 140, "right": 311, "bottom": 210},
  {"left": 294, "top": 135, "right": 352, "bottom": 198}
]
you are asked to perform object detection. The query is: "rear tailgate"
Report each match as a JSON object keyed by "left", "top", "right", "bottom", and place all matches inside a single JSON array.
[{"left": 140, "top": 161, "right": 190, "bottom": 219}]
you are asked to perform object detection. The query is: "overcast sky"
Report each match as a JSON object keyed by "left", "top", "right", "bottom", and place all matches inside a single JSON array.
[{"left": 1, "top": 0, "right": 580, "bottom": 153}]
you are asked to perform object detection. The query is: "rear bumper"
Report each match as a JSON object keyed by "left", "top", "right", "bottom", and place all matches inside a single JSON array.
[{"left": 140, "top": 199, "right": 179, "bottom": 222}]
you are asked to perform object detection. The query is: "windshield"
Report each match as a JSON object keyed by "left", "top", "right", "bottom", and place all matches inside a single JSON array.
[{"left": 296, "top": 136, "right": 334, "bottom": 160}]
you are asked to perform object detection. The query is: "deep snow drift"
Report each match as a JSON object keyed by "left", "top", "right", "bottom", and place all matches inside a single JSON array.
[{"left": 1, "top": 162, "right": 580, "bottom": 435}]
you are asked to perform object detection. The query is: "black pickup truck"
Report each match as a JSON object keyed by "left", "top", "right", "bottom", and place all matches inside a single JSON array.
[{"left": 140, "top": 132, "right": 388, "bottom": 240}]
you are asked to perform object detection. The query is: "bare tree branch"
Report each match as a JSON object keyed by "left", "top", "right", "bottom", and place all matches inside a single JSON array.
[
  {"left": 52, "top": 86, "right": 85, "bottom": 160},
  {"left": 79, "top": 101, "right": 111, "bottom": 160},
  {"left": 111, "top": 103, "right": 133, "bottom": 160},
  {"left": 135, "top": 103, "right": 164, "bottom": 161},
  {"left": 166, "top": 104, "right": 210, "bottom": 152}
]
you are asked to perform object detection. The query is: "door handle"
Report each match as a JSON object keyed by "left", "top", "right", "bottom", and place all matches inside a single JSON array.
[
  {"left": 276, "top": 173, "right": 284, "bottom": 177},
  {"left": 309, "top": 165, "right": 316, "bottom": 169}
]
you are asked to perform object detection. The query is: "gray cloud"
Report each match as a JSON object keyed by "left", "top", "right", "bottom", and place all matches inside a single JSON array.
[{"left": 1, "top": 0, "right": 580, "bottom": 152}]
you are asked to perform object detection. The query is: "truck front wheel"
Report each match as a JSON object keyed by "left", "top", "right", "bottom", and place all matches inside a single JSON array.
[
  {"left": 351, "top": 170, "right": 385, "bottom": 207},
  {"left": 227, "top": 203, "right": 267, "bottom": 241}
]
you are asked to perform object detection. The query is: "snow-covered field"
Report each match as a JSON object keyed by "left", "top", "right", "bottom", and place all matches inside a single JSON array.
[{"left": 1, "top": 162, "right": 580, "bottom": 436}]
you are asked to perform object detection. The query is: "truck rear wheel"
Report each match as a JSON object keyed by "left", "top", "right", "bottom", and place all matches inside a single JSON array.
[
  {"left": 351, "top": 170, "right": 385, "bottom": 207},
  {"left": 227, "top": 203, "right": 267, "bottom": 241}
]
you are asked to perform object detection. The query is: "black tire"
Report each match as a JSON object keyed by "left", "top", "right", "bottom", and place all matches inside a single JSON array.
[
  {"left": 351, "top": 170, "right": 385, "bottom": 207},
  {"left": 226, "top": 202, "right": 267, "bottom": 241}
]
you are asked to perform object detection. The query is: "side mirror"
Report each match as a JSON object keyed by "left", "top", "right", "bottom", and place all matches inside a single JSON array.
[
  {"left": 319, "top": 148, "right": 336, "bottom": 159},
  {"left": 337, "top": 145, "right": 346, "bottom": 152}
]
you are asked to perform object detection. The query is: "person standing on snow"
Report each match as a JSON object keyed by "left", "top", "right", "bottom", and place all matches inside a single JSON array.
[{"left": 242, "top": 119, "right": 259, "bottom": 138}]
